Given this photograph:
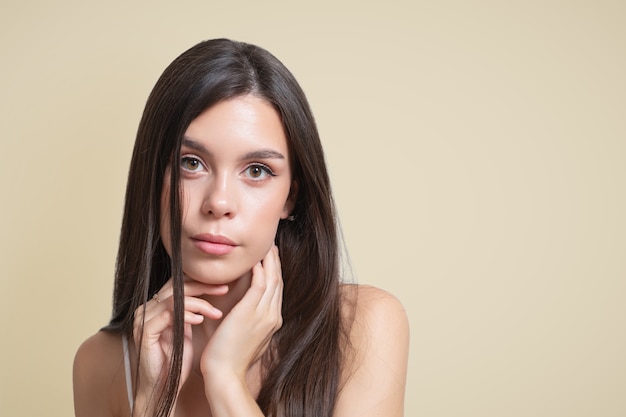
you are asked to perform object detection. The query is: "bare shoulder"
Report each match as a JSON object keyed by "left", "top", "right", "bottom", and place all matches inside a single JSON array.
[
  {"left": 341, "top": 284, "right": 409, "bottom": 341},
  {"left": 354, "top": 284, "right": 408, "bottom": 318},
  {"left": 336, "top": 285, "right": 409, "bottom": 417},
  {"left": 73, "top": 331, "right": 127, "bottom": 417}
]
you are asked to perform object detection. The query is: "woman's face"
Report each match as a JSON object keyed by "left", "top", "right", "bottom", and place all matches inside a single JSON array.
[{"left": 160, "top": 95, "right": 295, "bottom": 284}]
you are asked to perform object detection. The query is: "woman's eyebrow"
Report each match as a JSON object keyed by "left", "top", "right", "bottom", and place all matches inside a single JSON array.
[
  {"left": 182, "top": 137, "right": 209, "bottom": 154},
  {"left": 182, "top": 137, "right": 285, "bottom": 160},
  {"left": 240, "top": 149, "right": 285, "bottom": 161}
]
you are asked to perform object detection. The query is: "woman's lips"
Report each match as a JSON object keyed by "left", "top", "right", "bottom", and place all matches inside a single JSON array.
[{"left": 191, "top": 234, "right": 237, "bottom": 255}]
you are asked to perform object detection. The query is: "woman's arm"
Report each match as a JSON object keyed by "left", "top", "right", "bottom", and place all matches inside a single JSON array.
[{"left": 334, "top": 286, "right": 410, "bottom": 417}]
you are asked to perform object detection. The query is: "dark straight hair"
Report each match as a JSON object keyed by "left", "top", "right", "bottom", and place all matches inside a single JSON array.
[{"left": 104, "top": 39, "right": 352, "bottom": 417}]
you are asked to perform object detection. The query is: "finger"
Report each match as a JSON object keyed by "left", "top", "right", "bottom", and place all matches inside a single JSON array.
[
  {"left": 271, "top": 246, "right": 284, "bottom": 329},
  {"left": 139, "top": 309, "right": 174, "bottom": 345},
  {"left": 235, "top": 261, "right": 266, "bottom": 309},
  {"left": 270, "top": 271, "right": 283, "bottom": 311},
  {"left": 130, "top": 279, "right": 173, "bottom": 319},
  {"left": 273, "top": 244, "right": 282, "bottom": 270},
  {"left": 140, "top": 304, "right": 210, "bottom": 346},
  {"left": 272, "top": 244, "right": 284, "bottom": 305},
  {"left": 183, "top": 295, "right": 223, "bottom": 319},
  {"left": 183, "top": 310, "right": 205, "bottom": 325},
  {"left": 137, "top": 291, "right": 223, "bottom": 333},
  {"left": 141, "top": 280, "right": 227, "bottom": 319},
  {"left": 258, "top": 246, "right": 281, "bottom": 308},
  {"left": 269, "top": 271, "right": 284, "bottom": 331},
  {"left": 154, "top": 281, "right": 229, "bottom": 305},
  {"left": 144, "top": 294, "right": 223, "bottom": 323}
]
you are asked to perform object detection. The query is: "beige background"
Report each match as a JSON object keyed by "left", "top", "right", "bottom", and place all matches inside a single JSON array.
[{"left": 1, "top": 1, "right": 625, "bottom": 416}]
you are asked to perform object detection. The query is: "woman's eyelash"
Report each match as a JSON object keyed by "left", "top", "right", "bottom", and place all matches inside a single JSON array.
[
  {"left": 178, "top": 156, "right": 276, "bottom": 179},
  {"left": 252, "top": 164, "right": 276, "bottom": 175}
]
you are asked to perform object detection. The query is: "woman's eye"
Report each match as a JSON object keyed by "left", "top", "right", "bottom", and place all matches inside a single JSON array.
[
  {"left": 181, "top": 156, "right": 204, "bottom": 172},
  {"left": 245, "top": 164, "right": 275, "bottom": 180}
]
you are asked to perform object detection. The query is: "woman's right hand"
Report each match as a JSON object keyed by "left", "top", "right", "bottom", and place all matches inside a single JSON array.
[{"left": 131, "top": 278, "right": 228, "bottom": 407}]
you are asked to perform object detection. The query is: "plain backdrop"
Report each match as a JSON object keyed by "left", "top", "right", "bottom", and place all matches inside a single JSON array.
[{"left": 1, "top": 1, "right": 625, "bottom": 416}]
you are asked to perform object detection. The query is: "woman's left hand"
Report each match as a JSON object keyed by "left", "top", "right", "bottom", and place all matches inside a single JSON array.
[{"left": 200, "top": 244, "right": 283, "bottom": 388}]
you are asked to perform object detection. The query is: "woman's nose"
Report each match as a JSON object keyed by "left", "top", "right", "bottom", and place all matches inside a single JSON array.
[{"left": 201, "top": 173, "right": 237, "bottom": 218}]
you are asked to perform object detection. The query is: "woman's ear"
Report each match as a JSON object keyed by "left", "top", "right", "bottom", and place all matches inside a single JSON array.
[{"left": 281, "top": 180, "right": 299, "bottom": 219}]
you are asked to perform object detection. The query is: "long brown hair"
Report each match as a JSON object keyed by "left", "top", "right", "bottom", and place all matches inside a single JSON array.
[{"left": 104, "top": 39, "right": 351, "bottom": 416}]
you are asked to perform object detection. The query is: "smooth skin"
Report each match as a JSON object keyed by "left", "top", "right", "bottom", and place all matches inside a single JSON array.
[{"left": 73, "top": 96, "right": 409, "bottom": 417}]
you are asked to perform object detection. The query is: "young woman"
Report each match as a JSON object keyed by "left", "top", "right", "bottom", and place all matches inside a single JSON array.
[{"left": 73, "top": 38, "right": 409, "bottom": 417}]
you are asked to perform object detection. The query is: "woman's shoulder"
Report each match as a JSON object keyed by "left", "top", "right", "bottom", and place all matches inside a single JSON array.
[
  {"left": 340, "top": 284, "right": 410, "bottom": 359},
  {"left": 341, "top": 283, "right": 409, "bottom": 327},
  {"left": 336, "top": 284, "right": 409, "bottom": 417},
  {"left": 73, "top": 330, "right": 127, "bottom": 417},
  {"left": 74, "top": 330, "right": 125, "bottom": 379}
]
